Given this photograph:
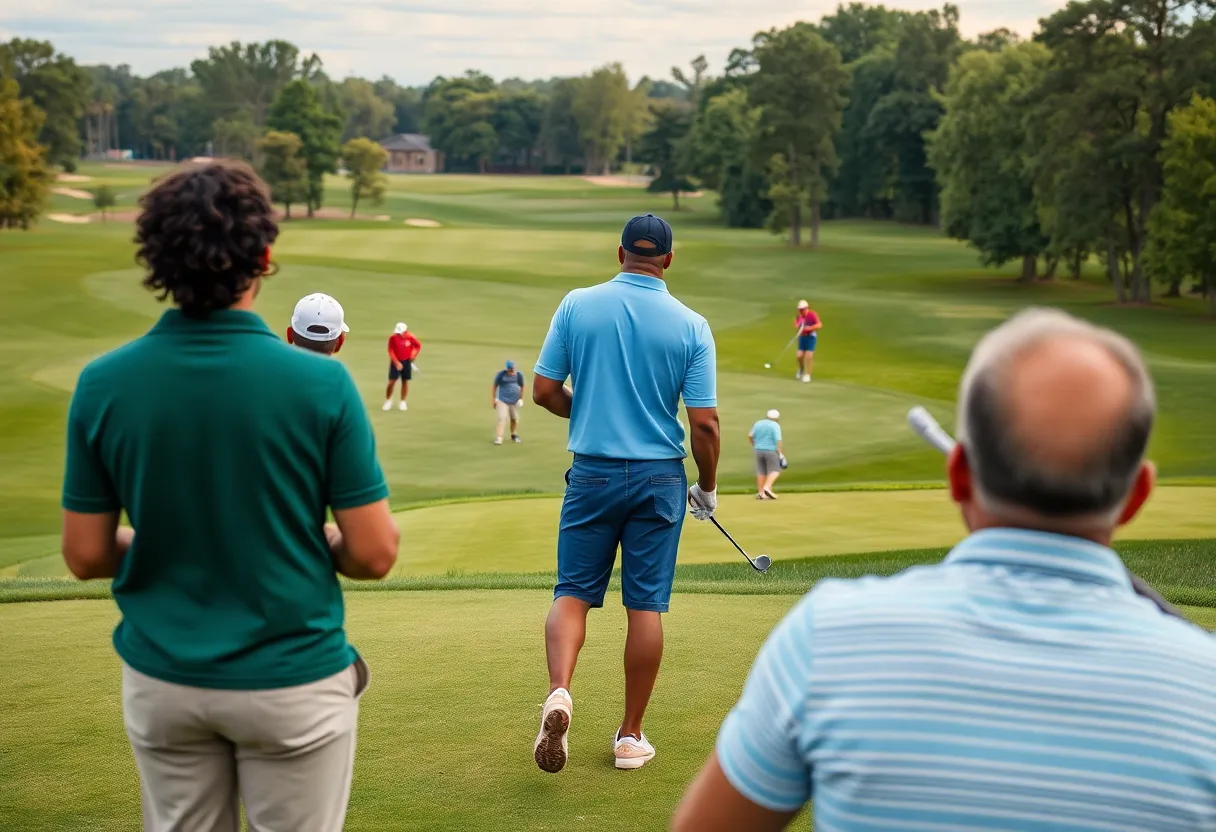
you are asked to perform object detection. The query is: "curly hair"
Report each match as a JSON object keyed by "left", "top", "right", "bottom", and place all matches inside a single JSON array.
[{"left": 135, "top": 161, "right": 279, "bottom": 318}]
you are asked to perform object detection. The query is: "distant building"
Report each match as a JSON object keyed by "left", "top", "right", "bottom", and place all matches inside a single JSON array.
[{"left": 379, "top": 134, "right": 441, "bottom": 174}]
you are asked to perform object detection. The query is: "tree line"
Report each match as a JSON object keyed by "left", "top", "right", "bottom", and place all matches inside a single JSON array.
[{"left": 1, "top": 1, "right": 1214, "bottom": 308}]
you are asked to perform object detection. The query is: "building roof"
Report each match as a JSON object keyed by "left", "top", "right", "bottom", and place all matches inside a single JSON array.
[{"left": 379, "top": 133, "right": 434, "bottom": 152}]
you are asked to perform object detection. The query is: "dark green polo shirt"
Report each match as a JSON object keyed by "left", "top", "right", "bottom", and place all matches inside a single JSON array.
[{"left": 63, "top": 309, "right": 389, "bottom": 690}]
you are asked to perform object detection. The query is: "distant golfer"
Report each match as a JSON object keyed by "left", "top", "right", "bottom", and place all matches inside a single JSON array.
[
  {"left": 60, "top": 161, "right": 399, "bottom": 832},
  {"left": 492, "top": 360, "right": 526, "bottom": 445},
  {"left": 749, "top": 409, "right": 784, "bottom": 500},
  {"left": 287, "top": 292, "right": 349, "bottom": 355},
  {"left": 531, "top": 213, "right": 720, "bottom": 773},
  {"left": 794, "top": 300, "right": 822, "bottom": 382},
  {"left": 384, "top": 322, "right": 421, "bottom": 411}
]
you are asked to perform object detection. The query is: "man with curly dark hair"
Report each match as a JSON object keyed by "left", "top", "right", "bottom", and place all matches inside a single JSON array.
[{"left": 60, "top": 160, "right": 399, "bottom": 832}]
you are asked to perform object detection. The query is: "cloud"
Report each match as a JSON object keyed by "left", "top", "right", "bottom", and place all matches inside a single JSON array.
[{"left": 0, "top": 0, "right": 1068, "bottom": 84}]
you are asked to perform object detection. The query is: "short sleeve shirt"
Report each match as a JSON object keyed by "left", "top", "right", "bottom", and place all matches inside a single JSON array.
[
  {"left": 63, "top": 309, "right": 389, "bottom": 690},
  {"left": 534, "top": 272, "right": 716, "bottom": 460},
  {"left": 494, "top": 370, "right": 525, "bottom": 405},
  {"left": 749, "top": 419, "right": 782, "bottom": 451}
]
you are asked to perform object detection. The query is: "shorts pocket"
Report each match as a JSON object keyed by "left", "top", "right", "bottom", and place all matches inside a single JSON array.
[
  {"left": 652, "top": 483, "right": 685, "bottom": 524},
  {"left": 565, "top": 469, "right": 609, "bottom": 488}
]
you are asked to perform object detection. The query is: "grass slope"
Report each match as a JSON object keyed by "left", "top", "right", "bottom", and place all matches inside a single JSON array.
[{"left": 1, "top": 166, "right": 1212, "bottom": 541}]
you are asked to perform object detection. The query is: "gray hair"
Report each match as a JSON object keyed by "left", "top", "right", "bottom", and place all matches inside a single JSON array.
[{"left": 957, "top": 308, "right": 1155, "bottom": 524}]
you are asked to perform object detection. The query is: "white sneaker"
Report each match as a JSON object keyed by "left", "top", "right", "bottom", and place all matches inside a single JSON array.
[
  {"left": 381, "top": 400, "right": 393, "bottom": 411},
  {"left": 613, "top": 729, "right": 655, "bottom": 770},
  {"left": 494, "top": 437, "right": 503, "bottom": 445},
  {"left": 801, "top": 375, "right": 812, "bottom": 383},
  {"left": 398, "top": 401, "right": 408, "bottom": 411},
  {"left": 795, "top": 371, "right": 803, "bottom": 381},
  {"left": 534, "top": 688, "right": 572, "bottom": 773}
]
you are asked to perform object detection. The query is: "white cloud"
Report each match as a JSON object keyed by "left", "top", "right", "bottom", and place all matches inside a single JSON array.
[{"left": 1, "top": 0, "right": 1068, "bottom": 84}]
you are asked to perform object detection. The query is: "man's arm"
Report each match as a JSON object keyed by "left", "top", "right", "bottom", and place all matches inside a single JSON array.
[
  {"left": 325, "top": 501, "right": 399, "bottom": 580},
  {"left": 62, "top": 511, "right": 133, "bottom": 580},
  {"left": 687, "top": 407, "right": 720, "bottom": 492},
  {"left": 388, "top": 341, "right": 402, "bottom": 370},
  {"left": 533, "top": 375, "right": 572, "bottom": 419},
  {"left": 491, "top": 380, "right": 500, "bottom": 407},
  {"left": 672, "top": 753, "right": 798, "bottom": 832}
]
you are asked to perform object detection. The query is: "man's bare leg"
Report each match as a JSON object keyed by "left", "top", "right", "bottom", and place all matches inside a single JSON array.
[
  {"left": 546, "top": 596, "right": 591, "bottom": 693},
  {"left": 763, "top": 472, "right": 781, "bottom": 497},
  {"left": 400, "top": 380, "right": 409, "bottom": 403},
  {"left": 756, "top": 473, "right": 766, "bottom": 495},
  {"left": 619, "top": 609, "right": 663, "bottom": 739},
  {"left": 385, "top": 381, "right": 395, "bottom": 400}
]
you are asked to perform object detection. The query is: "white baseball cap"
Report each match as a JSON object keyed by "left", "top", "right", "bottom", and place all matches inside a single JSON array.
[
  {"left": 291, "top": 293, "right": 349, "bottom": 342},
  {"left": 394, "top": 322, "right": 408, "bottom": 334},
  {"left": 797, "top": 299, "right": 809, "bottom": 309},
  {"left": 767, "top": 409, "right": 781, "bottom": 420}
]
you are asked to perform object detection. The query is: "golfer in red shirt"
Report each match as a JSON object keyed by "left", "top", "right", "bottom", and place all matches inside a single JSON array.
[
  {"left": 794, "top": 300, "right": 822, "bottom": 383},
  {"left": 384, "top": 322, "right": 421, "bottom": 411}
]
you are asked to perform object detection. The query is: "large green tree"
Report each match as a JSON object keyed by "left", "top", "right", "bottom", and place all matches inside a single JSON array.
[
  {"left": 340, "top": 137, "right": 389, "bottom": 218},
  {"left": 539, "top": 78, "right": 583, "bottom": 172},
  {"left": 1033, "top": 0, "right": 1216, "bottom": 303},
  {"left": 339, "top": 77, "right": 394, "bottom": 142},
  {"left": 492, "top": 89, "right": 543, "bottom": 170},
  {"left": 192, "top": 40, "right": 320, "bottom": 129},
  {"left": 1146, "top": 94, "right": 1216, "bottom": 314},
  {"left": 0, "top": 77, "right": 51, "bottom": 229},
  {"left": 267, "top": 79, "right": 342, "bottom": 216},
  {"left": 374, "top": 77, "right": 422, "bottom": 134},
  {"left": 423, "top": 72, "right": 499, "bottom": 172},
  {"left": 749, "top": 23, "right": 850, "bottom": 245},
  {"left": 256, "top": 130, "right": 308, "bottom": 218},
  {"left": 928, "top": 43, "right": 1051, "bottom": 280},
  {"left": 571, "top": 64, "right": 634, "bottom": 175},
  {"left": 0, "top": 39, "right": 89, "bottom": 170},
  {"left": 638, "top": 102, "right": 696, "bottom": 210}
]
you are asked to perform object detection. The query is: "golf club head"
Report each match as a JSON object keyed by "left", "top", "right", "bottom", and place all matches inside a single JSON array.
[{"left": 753, "top": 554, "right": 772, "bottom": 573}]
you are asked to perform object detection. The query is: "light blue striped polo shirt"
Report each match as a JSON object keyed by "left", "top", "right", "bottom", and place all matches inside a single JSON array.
[
  {"left": 717, "top": 528, "right": 1216, "bottom": 830},
  {"left": 535, "top": 272, "right": 716, "bottom": 460}
]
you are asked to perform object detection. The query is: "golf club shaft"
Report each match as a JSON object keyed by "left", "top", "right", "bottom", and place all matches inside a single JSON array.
[
  {"left": 905, "top": 407, "right": 1185, "bottom": 620},
  {"left": 773, "top": 332, "right": 800, "bottom": 364},
  {"left": 709, "top": 515, "right": 758, "bottom": 567}
]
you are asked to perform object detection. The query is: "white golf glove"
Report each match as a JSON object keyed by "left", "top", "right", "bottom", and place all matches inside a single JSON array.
[{"left": 688, "top": 484, "right": 717, "bottom": 521}]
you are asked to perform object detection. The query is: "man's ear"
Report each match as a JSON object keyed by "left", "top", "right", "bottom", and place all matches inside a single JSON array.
[
  {"left": 1116, "top": 461, "right": 1156, "bottom": 527},
  {"left": 663, "top": 252, "right": 674, "bottom": 270},
  {"left": 286, "top": 328, "right": 296, "bottom": 345},
  {"left": 947, "top": 443, "right": 972, "bottom": 506},
  {"left": 261, "top": 247, "right": 272, "bottom": 274},
  {"left": 618, "top": 245, "right": 626, "bottom": 265},
  {"left": 333, "top": 333, "right": 345, "bottom": 354}
]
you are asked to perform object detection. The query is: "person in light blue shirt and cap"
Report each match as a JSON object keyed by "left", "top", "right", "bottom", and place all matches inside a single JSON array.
[
  {"left": 531, "top": 213, "right": 720, "bottom": 774},
  {"left": 748, "top": 409, "right": 785, "bottom": 500}
]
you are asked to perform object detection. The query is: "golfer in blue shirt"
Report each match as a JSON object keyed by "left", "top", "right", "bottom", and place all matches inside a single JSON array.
[{"left": 531, "top": 214, "right": 720, "bottom": 774}]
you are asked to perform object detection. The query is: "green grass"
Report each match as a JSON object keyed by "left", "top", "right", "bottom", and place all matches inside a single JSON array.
[{"left": 2, "top": 585, "right": 1215, "bottom": 831}]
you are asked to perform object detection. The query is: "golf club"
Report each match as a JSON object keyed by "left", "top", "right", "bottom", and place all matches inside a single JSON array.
[
  {"left": 766, "top": 332, "right": 800, "bottom": 370},
  {"left": 904, "top": 406, "right": 1185, "bottom": 620},
  {"left": 705, "top": 513, "right": 772, "bottom": 573}
]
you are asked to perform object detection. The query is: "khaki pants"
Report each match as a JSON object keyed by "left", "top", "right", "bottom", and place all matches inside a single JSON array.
[
  {"left": 122, "top": 658, "right": 369, "bottom": 832},
  {"left": 495, "top": 400, "right": 520, "bottom": 428}
]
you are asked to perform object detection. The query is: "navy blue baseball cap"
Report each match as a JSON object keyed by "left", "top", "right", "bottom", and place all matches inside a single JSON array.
[{"left": 622, "top": 213, "right": 673, "bottom": 256}]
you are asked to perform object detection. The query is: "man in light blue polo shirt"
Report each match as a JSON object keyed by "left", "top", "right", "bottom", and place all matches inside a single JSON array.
[
  {"left": 674, "top": 308, "right": 1216, "bottom": 831},
  {"left": 531, "top": 213, "right": 720, "bottom": 774}
]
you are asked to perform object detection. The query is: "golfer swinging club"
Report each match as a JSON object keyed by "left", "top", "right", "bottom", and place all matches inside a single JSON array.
[
  {"left": 531, "top": 213, "right": 720, "bottom": 773},
  {"left": 794, "top": 300, "right": 821, "bottom": 382}
]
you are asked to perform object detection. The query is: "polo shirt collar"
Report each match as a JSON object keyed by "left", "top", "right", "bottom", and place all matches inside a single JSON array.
[
  {"left": 149, "top": 308, "right": 276, "bottom": 337},
  {"left": 945, "top": 528, "right": 1133, "bottom": 589},
  {"left": 613, "top": 272, "right": 670, "bottom": 294}
]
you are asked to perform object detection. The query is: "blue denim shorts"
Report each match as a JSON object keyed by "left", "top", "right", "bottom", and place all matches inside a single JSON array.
[
  {"left": 797, "top": 333, "right": 818, "bottom": 352},
  {"left": 555, "top": 455, "right": 687, "bottom": 612}
]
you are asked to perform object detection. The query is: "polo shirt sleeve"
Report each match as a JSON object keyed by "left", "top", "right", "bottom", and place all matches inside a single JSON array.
[
  {"left": 775, "top": 424, "right": 783, "bottom": 442},
  {"left": 682, "top": 319, "right": 717, "bottom": 408},
  {"left": 534, "top": 296, "right": 571, "bottom": 381},
  {"left": 62, "top": 374, "right": 121, "bottom": 514},
  {"left": 326, "top": 368, "right": 390, "bottom": 510},
  {"left": 715, "top": 597, "right": 814, "bottom": 812}
]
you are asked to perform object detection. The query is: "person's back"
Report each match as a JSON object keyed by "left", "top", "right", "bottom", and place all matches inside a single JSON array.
[
  {"left": 76, "top": 320, "right": 368, "bottom": 681},
  {"left": 61, "top": 161, "right": 400, "bottom": 832},
  {"left": 554, "top": 276, "right": 711, "bottom": 459},
  {"left": 784, "top": 542, "right": 1216, "bottom": 828},
  {"left": 749, "top": 418, "right": 780, "bottom": 451}
]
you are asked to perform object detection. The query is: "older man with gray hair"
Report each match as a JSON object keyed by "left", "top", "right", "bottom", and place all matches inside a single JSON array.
[{"left": 674, "top": 308, "right": 1216, "bottom": 832}]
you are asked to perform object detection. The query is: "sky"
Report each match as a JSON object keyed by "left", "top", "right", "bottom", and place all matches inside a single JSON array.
[{"left": 2, "top": 0, "right": 1066, "bottom": 85}]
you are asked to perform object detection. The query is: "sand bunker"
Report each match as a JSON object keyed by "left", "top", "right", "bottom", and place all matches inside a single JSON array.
[
  {"left": 583, "top": 175, "right": 650, "bottom": 187},
  {"left": 404, "top": 218, "right": 442, "bottom": 228},
  {"left": 46, "top": 213, "right": 92, "bottom": 224},
  {"left": 52, "top": 187, "right": 93, "bottom": 200},
  {"left": 56, "top": 173, "right": 92, "bottom": 183}
]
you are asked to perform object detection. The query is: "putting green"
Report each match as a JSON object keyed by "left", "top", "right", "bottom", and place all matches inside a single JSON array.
[{"left": 3, "top": 487, "right": 1212, "bottom": 579}]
